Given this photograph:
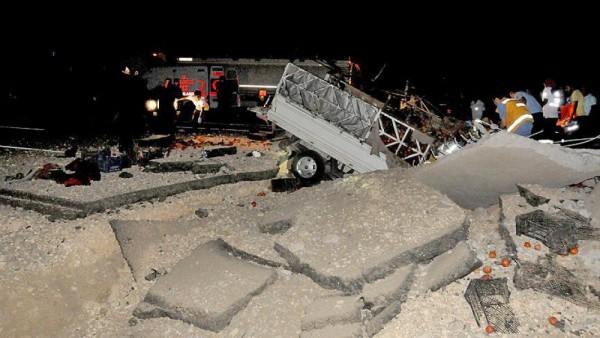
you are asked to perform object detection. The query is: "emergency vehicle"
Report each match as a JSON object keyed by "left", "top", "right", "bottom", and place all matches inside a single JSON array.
[{"left": 143, "top": 58, "right": 349, "bottom": 109}]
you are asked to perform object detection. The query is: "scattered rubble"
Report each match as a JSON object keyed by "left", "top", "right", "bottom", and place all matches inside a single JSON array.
[
  {"left": 144, "top": 267, "right": 167, "bottom": 281},
  {"left": 258, "top": 219, "right": 293, "bottom": 235},
  {"left": 194, "top": 207, "right": 209, "bottom": 218},
  {"left": 414, "top": 132, "right": 600, "bottom": 209},
  {"left": 517, "top": 184, "right": 550, "bottom": 206},
  {"left": 2, "top": 132, "right": 600, "bottom": 337}
]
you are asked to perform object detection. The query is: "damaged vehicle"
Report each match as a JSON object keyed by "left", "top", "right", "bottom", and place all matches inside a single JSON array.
[{"left": 255, "top": 63, "right": 483, "bottom": 185}]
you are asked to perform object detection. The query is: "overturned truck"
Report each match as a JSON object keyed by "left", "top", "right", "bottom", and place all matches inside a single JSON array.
[{"left": 260, "top": 63, "right": 474, "bottom": 185}]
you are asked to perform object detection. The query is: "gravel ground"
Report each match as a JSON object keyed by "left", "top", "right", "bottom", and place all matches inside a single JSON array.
[{"left": 1, "top": 133, "right": 600, "bottom": 337}]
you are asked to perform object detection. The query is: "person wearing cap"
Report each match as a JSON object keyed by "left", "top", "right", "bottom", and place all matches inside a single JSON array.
[
  {"left": 493, "top": 96, "right": 534, "bottom": 137},
  {"left": 509, "top": 89, "right": 543, "bottom": 133}
]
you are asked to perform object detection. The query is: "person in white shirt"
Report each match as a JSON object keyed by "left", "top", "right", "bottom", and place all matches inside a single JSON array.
[
  {"left": 179, "top": 90, "right": 208, "bottom": 124},
  {"left": 581, "top": 87, "right": 597, "bottom": 136},
  {"left": 540, "top": 78, "right": 562, "bottom": 139},
  {"left": 177, "top": 90, "right": 209, "bottom": 132},
  {"left": 582, "top": 87, "right": 597, "bottom": 116}
]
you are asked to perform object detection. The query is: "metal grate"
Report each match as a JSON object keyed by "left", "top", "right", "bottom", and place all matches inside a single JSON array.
[
  {"left": 514, "top": 256, "right": 600, "bottom": 309},
  {"left": 464, "top": 278, "right": 520, "bottom": 333}
]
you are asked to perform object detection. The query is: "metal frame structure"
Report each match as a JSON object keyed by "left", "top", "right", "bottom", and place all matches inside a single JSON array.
[{"left": 267, "top": 63, "right": 436, "bottom": 172}]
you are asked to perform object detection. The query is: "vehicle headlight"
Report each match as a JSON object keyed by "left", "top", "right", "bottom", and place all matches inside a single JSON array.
[
  {"left": 563, "top": 120, "right": 579, "bottom": 135},
  {"left": 145, "top": 99, "right": 158, "bottom": 112}
]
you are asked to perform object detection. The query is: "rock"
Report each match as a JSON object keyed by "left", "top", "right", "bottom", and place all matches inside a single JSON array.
[
  {"left": 144, "top": 268, "right": 167, "bottom": 281},
  {"left": 194, "top": 208, "right": 209, "bottom": 218},
  {"left": 258, "top": 219, "right": 293, "bottom": 235}
]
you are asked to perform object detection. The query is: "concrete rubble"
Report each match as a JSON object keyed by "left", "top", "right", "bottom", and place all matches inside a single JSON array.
[
  {"left": 133, "top": 240, "right": 278, "bottom": 332},
  {"left": 0, "top": 150, "right": 279, "bottom": 220},
  {"left": 109, "top": 219, "right": 208, "bottom": 281},
  {"left": 413, "top": 132, "right": 600, "bottom": 209},
  {"left": 103, "top": 168, "right": 482, "bottom": 336},
  {"left": 4, "top": 132, "right": 600, "bottom": 336}
]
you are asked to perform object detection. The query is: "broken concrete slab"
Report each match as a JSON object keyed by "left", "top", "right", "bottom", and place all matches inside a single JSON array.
[
  {"left": 299, "top": 263, "right": 427, "bottom": 337},
  {"left": 145, "top": 158, "right": 223, "bottom": 173},
  {"left": 301, "top": 295, "right": 362, "bottom": 331},
  {"left": 274, "top": 174, "right": 467, "bottom": 292},
  {"left": 133, "top": 240, "right": 277, "bottom": 332},
  {"left": 300, "top": 323, "right": 363, "bottom": 338},
  {"left": 191, "top": 163, "right": 225, "bottom": 174},
  {"left": 498, "top": 193, "right": 542, "bottom": 262},
  {"left": 0, "top": 194, "right": 84, "bottom": 220},
  {"left": 258, "top": 219, "right": 293, "bottom": 235},
  {"left": 219, "top": 272, "right": 329, "bottom": 337},
  {"left": 413, "top": 242, "right": 481, "bottom": 293},
  {"left": 143, "top": 146, "right": 236, "bottom": 173},
  {"left": 0, "top": 167, "right": 278, "bottom": 220},
  {"left": 517, "top": 184, "right": 550, "bottom": 206},
  {"left": 364, "top": 300, "right": 402, "bottom": 337},
  {"left": 361, "top": 264, "right": 415, "bottom": 315},
  {"left": 109, "top": 219, "right": 206, "bottom": 282},
  {"left": 215, "top": 238, "right": 283, "bottom": 269},
  {"left": 413, "top": 132, "right": 600, "bottom": 209},
  {"left": 586, "top": 183, "right": 600, "bottom": 226},
  {"left": 517, "top": 183, "right": 587, "bottom": 205},
  {"left": 361, "top": 245, "right": 480, "bottom": 336}
]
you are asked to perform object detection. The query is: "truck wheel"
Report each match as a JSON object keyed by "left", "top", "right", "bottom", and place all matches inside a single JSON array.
[{"left": 291, "top": 150, "right": 325, "bottom": 185}]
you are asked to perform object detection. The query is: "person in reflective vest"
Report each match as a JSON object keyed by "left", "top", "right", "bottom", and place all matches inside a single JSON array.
[
  {"left": 493, "top": 97, "right": 534, "bottom": 137},
  {"left": 509, "top": 90, "right": 543, "bottom": 133},
  {"left": 540, "top": 78, "right": 562, "bottom": 138}
]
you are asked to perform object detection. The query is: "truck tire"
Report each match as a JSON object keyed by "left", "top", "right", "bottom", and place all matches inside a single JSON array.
[{"left": 291, "top": 150, "right": 325, "bottom": 186}]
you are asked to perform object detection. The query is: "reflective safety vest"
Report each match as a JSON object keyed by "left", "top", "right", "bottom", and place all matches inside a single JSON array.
[{"left": 502, "top": 99, "right": 533, "bottom": 133}]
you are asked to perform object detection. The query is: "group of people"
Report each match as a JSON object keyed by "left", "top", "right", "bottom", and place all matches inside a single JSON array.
[
  {"left": 476, "top": 79, "right": 597, "bottom": 139},
  {"left": 149, "top": 78, "right": 208, "bottom": 134},
  {"left": 114, "top": 65, "right": 210, "bottom": 163}
]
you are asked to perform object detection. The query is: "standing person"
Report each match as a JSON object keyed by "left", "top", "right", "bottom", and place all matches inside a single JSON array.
[
  {"left": 115, "top": 64, "right": 147, "bottom": 164},
  {"left": 540, "top": 78, "right": 562, "bottom": 139},
  {"left": 564, "top": 84, "right": 585, "bottom": 117},
  {"left": 470, "top": 99, "right": 485, "bottom": 121},
  {"left": 509, "top": 89, "right": 543, "bottom": 134},
  {"left": 582, "top": 86, "right": 597, "bottom": 116},
  {"left": 172, "top": 78, "right": 184, "bottom": 99},
  {"left": 493, "top": 96, "right": 533, "bottom": 137},
  {"left": 583, "top": 87, "right": 598, "bottom": 135},
  {"left": 580, "top": 86, "right": 596, "bottom": 135},
  {"left": 152, "top": 78, "right": 177, "bottom": 135}
]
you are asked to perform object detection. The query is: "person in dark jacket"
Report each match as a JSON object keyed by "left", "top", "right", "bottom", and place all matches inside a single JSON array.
[{"left": 115, "top": 65, "right": 147, "bottom": 163}]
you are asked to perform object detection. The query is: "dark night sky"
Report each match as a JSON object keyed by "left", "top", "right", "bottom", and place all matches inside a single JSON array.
[{"left": 3, "top": 11, "right": 600, "bottom": 114}]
